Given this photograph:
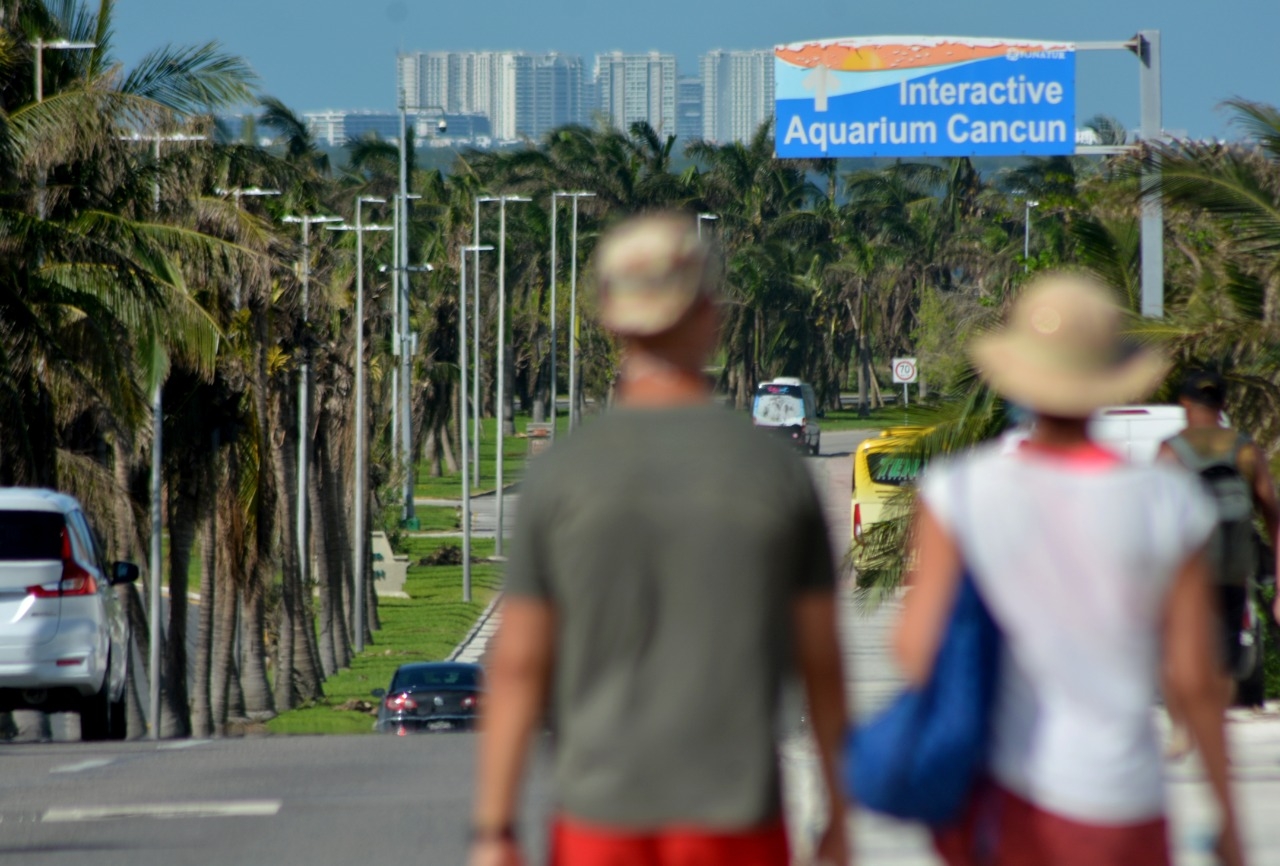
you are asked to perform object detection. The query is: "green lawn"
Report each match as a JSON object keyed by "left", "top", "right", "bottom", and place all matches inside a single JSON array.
[
  {"left": 415, "top": 413, "right": 568, "bottom": 500},
  {"left": 820, "top": 405, "right": 942, "bottom": 432},
  {"left": 266, "top": 536, "right": 502, "bottom": 735}
]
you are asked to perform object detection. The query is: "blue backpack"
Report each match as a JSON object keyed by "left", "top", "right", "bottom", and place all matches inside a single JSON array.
[{"left": 845, "top": 571, "right": 1002, "bottom": 826}]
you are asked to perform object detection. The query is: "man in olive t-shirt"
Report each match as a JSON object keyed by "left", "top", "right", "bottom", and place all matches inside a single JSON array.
[{"left": 469, "top": 214, "right": 850, "bottom": 866}]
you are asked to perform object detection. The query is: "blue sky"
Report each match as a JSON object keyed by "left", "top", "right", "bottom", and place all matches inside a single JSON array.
[{"left": 107, "top": 0, "right": 1278, "bottom": 138}]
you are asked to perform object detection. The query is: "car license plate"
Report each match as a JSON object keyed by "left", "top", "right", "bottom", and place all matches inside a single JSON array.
[{"left": 427, "top": 721, "right": 452, "bottom": 731}]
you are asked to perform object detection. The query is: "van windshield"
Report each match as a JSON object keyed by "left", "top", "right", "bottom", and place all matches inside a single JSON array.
[
  {"left": 866, "top": 453, "right": 923, "bottom": 487},
  {"left": 0, "top": 511, "right": 64, "bottom": 560},
  {"left": 752, "top": 384, "right": 805, "bottom": 427}
]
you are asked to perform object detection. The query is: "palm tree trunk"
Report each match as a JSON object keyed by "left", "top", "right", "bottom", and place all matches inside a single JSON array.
[
  {"left": 240, "top": 583, "right": 274, "bottom": 719},
  {"left": 311, "top": 466, "right": 338, "bottom": 678},
  {"left": 162, "top": 471, "right": 197, "bottom": 738},
  {"left": 120, "top": 582, "right": 151, "bottom": 737},
  {"left": 211, "top": 552, "right": 239, "bottom": 735},
  {"left": 271, "top": 389, "right": 299, "bottom": 711},
  {"left": 191, "top": 491, "right": 216, "bottom": 737}
]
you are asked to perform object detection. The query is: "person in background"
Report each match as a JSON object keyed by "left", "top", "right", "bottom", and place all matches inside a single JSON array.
[
  {"left": 469, "top": 213, "right": 850, "bottom": 866},
  {"left": 1159, "top": 370, "right": 1279, "bottom": 692},
  {"left": 895, "top": 274, "right": 1244, "bottom": 866}
]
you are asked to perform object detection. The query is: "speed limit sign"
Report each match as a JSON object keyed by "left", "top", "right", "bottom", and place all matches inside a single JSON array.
[{"left": 892, "top": 358, "right": 918, "bottom": 384}]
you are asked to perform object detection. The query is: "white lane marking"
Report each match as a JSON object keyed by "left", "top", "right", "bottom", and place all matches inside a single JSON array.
[
  {"left": 50, "top": 758, "right": 116, "bottom": 774},
  {"left": 43, "top": 800, "right": 282, "bottom": 822},
  {"left": 157, "top": 739, "right": 211, "bottom": 750}
]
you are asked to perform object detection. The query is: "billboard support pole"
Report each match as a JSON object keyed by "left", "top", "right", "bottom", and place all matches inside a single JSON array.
[{"left": 1136, "top": 30, "right": 1163, "bottom": 319}]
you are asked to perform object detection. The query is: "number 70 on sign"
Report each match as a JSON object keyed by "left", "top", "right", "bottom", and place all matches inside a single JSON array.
[{"left": 892, "top": 357, "right": 918, "bottom": 409}]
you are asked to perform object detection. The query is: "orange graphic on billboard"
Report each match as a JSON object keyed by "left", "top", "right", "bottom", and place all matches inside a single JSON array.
[{"left": 775, "top": 40, "right": 1071, "bottom": 71}]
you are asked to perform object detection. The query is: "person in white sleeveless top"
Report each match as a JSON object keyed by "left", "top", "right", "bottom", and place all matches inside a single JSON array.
[{"left": 894, "top": 274, "right": 1245, "bottom": 866}]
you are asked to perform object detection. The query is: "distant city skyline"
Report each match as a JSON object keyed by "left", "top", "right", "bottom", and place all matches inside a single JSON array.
[{"left": 108, "top": 0, "right": 1280, "bottom": 139}]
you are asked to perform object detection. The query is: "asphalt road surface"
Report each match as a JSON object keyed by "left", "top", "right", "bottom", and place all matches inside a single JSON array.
[{"left": 0, "top": 733, "right": 555, "bottom": 865}]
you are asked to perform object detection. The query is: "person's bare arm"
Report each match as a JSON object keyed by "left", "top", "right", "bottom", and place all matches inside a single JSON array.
[
  {"left": 1243, "top": 443, "right": 1278, "bottom": 546},
  {"left": 1162, "top": 548, "right": 1245, "bottom": 866},
  {"left": 469, "top": 598, "right": 555, "bottom": 866},
  {"left": 893, "top": 503, "right": 963, "bottom": 685},
  {"left": 793, "top": 589, "right": 851, "bottom": 865}
]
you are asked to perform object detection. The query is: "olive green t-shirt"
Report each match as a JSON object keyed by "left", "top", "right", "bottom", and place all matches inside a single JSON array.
[{"left": 505, "top": 404, "right": 835, "bottom": 829}]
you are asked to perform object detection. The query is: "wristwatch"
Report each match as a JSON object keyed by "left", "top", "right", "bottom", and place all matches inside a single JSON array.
[{"left": 470, "top": 824, "right": 516, "bottom": 843}]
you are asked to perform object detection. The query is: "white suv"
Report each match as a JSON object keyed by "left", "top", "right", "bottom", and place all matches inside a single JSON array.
[{"left": 0, "top": 489, "right": 138, "bottom": 740}]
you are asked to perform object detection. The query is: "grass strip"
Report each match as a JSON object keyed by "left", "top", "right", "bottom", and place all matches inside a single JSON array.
[{"left": 266, "top": 536, "right": 502, "bottom": 735}]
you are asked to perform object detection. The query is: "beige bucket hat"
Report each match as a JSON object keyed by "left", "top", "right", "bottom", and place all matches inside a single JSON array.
[
  {"left": 594, "top": 213, "right": 720, "bottom": 337},
  {"left": 969, "top": 273, "right": 1169, "bottom": 417}
]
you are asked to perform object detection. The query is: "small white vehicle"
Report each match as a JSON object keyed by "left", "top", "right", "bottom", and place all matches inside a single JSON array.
[
  {"left": 752, "top": 377, "right": 822, "bottom": 455},
  {"left": 0, "top": 489, "right": 138, "bottom": 739}
]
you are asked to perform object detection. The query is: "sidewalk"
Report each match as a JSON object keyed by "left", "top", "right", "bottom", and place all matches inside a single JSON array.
[{"left": 779, "top": 590, "right": 1280, "bottom": 865}]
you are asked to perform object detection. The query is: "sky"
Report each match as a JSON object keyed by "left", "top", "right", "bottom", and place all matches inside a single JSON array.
[{"left": 106, "top": 0, "right": 1280, "bottom": 139}]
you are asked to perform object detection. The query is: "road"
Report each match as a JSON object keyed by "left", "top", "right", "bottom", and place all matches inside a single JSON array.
[{"left": 3, "top": 426, "right": 1278, "bottom": 864}]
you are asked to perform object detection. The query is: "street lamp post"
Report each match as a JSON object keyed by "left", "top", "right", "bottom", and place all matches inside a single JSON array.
[
  {"left": 327, "top": 200, "right": 391, "bottom": 652},
  {"left": 697, "top": 212, "right": 718, "bottom": 239},
  {"left": 122, "top": 129, "right": 207, "bottom": 740},
  {"left": 550, "top": 192, "right": 596, "bottom": 439},
  {"left": 473, "top": 196, "right": 502, "bottom": 487},
  {"left": 491, "top": 195, "right": 531, "bottom": 556},
  {"left": 216, "top": 187, "right": 282, "bottom": 309},
  {"left": 1024, "top": 199, "right": 1040, "bottom": 273},
  {"left": 460, "top": 244, "right": 493, "bottom": 602},
  {"left": 32, "top": 39, "right": 95, "bottom": 220},
  {"left": 566, "top": 192, "right": 596, "bottom": 432},
  {"left": 389, "top": 192, "right": 421, "bottom": 466},
  {"left": 282, "top": 214, "right": 342, "bottom": 660}
]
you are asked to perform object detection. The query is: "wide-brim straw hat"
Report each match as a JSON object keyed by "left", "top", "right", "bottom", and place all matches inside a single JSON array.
[
  {"left": 594, "top": 213, "right": 720, "bottom": 337},
  {"left": 969, "top": 273, "right": 1169, "bottom": 417}
]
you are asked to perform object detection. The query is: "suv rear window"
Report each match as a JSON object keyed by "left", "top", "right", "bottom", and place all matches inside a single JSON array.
[
  {"left": 0, "top": 511, "right": 65, "bottom": 560},
  {"left": 867, "top": 453, "right": 923, "bottom": 487}
]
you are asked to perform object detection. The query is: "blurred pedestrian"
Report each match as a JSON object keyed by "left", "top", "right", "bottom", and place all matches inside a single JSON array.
[
  {"left": 469, "top": 213, "right": 849, "bottom": 866},
  {"left": 1160, "top": 369, "right": 1278, "bottom": 702},
  {"left": 894, "top": 274, "right": 1244, "bottom": 866}
]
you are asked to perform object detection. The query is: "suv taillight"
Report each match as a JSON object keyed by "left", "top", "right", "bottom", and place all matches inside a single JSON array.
[
  {"left": 28, "top": 527, "right": 97, "bottom": 597},
  {"left": 461, "top": 694, "right": 479, "bottom": 711},
  {"left": 853, "top": 504, "right": 864, "bottom": 545}
]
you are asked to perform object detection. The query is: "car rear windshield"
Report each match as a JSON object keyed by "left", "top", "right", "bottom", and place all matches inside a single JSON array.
[
  {"left": 393, "top": 667, "right": 480, "bottom": 690},
  {"left": 0, "top": 511, "right": 64, "bottom": 560},
  {"left": 866, "top": 453, "right": 923, "bottom": 487}
]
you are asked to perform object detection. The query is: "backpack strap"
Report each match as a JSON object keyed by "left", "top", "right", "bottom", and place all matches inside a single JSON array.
[{"left": 1164, "top": 434, "right": 1202, "bottom": 470}]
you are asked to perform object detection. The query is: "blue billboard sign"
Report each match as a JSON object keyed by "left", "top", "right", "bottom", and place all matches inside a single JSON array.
[{"left": 775, "top": 37, "right": 1076, "bottom": 158}]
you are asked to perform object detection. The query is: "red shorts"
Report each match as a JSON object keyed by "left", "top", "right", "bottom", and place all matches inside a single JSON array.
[
  {"left": 934, "top": 781, "right": 1170, "bottom": 866},
  {"left": 550, "top": 816, "right": 790, "bottom": 866}
]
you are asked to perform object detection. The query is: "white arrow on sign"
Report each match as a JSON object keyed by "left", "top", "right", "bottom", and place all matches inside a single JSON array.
[
  {"left": 802, "top": 64, "right": 837, "bottom": 112},
  {"left": 892, "top": 357, "right": 918, "bottom": 384}
]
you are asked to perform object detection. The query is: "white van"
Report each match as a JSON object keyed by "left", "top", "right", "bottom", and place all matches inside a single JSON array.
[
  {"left": 1088, "top": 405, "right": 1193, "bottom": 464},
  {"left": 752, "top": 378, "right": 821, "bottom": 454}
]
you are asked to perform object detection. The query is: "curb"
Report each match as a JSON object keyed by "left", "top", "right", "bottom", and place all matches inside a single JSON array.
[{"left": 448, "top": 593, "right": 503, "bottom": 662}]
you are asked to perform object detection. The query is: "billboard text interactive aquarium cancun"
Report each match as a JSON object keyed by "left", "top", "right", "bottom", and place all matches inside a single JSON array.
[{"left": 774, "top": 37, "right": 1076, "bottom": 158}]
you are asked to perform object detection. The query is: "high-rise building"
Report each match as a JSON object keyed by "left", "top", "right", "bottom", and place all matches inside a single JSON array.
[
  {"left": 594, "top": 52, "right": 677, "bottom": 136},
  {"left": 397, "top": 51, "right": 585, "bottom": 142},
  {"left": 701, "top": 49, "right": 775, "bottom": 144},
  {"left": 677, "top": 76, "right": 704, "bottom": 143}
]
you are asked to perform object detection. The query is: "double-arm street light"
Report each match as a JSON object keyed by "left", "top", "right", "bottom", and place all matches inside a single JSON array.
[
  {"left": 550, "top": 191, "right": 595, "bottom": 440},
  {"left": 121, "top": 129, "right": 207, "bottom": 740},
  {"left": 459, "top": 244, "right": 494, "bottom": 602},
  {"left": 217, "top": 187, "right": 282, "bottom": 309},
  {"left": 282, "top": 213, "right": 343, "bottom": 649},
  {"left": 380, "top": 259, "right": 434, "bottom": 524},
  {"left": 482, "top": 195, "right": 531, "bottom": 556},
  {"left": 327, "top": 198, "right": 391, "bottom": 652}
]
